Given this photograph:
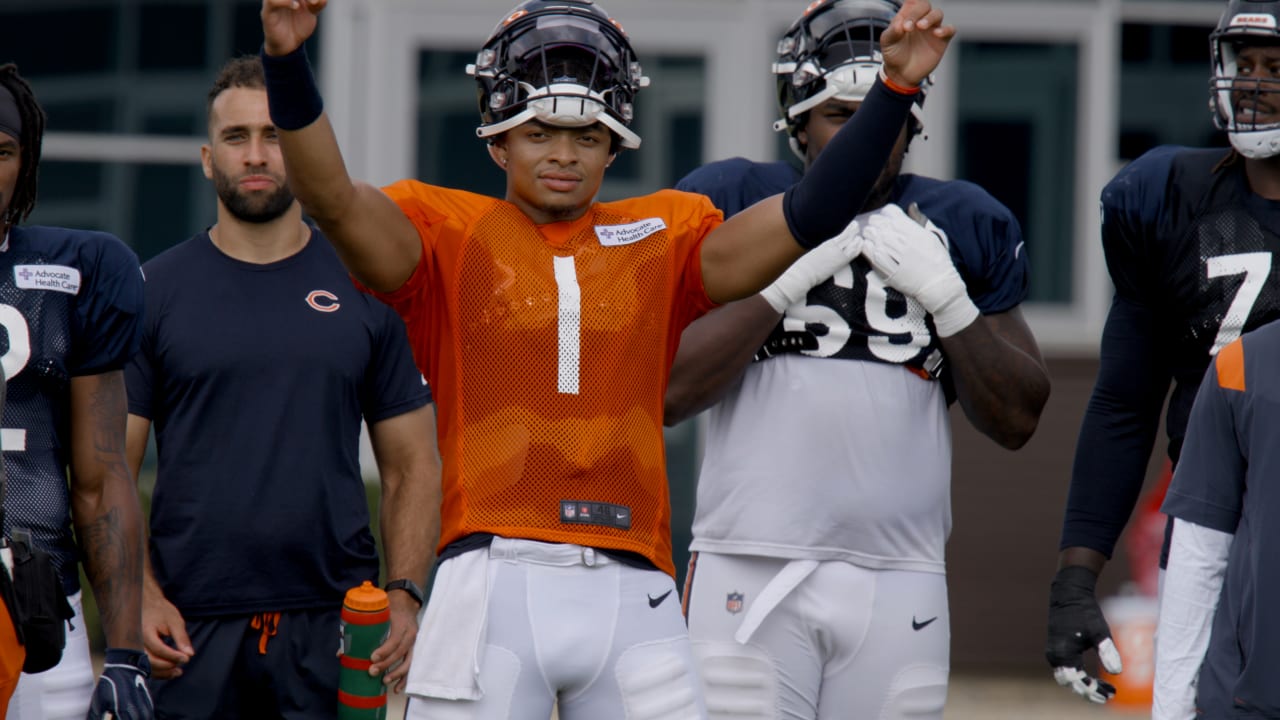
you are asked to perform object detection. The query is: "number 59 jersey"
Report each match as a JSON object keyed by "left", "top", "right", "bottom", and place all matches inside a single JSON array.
[
  {"left": 678, "top": 159, "right": 1028, "bottom": 572},
  {"left": 678, "top": 159, "right": 1028, "bottom": 378},
  {"left": 0, "top": 226, "right": 144, "bottom": 594}
]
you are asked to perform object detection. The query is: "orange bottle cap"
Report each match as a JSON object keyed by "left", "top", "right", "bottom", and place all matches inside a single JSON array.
[{"left": 344, "top": 581, "right": 389, "bottom": 612}]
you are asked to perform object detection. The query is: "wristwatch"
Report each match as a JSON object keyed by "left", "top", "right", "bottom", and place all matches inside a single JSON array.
[{"left": 384, "top": 578, "right": 425, "bottom": 607}]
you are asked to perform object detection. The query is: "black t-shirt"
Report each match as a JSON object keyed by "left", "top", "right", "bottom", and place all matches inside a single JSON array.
[{"left": 126, "top": 229, "right": 431, "bottom": 616}]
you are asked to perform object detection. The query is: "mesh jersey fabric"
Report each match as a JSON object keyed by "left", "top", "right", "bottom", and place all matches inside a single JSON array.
[
  {"left": 1064, "top": 146, "right": 1280, "bottom": 556},
  {"left": 0, "top": 226, "right": 144, "bottom": 595},
  {"left": 370, "top": 182, "right": 720, "bottom": 577}
]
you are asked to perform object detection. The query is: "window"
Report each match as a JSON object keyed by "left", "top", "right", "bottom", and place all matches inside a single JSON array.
[
  {"left": 1119, "top": 23, "right": 1224, "bottom": 160},
  {"left": 956, "top": 41, "right": 1079, "bottom": 304},
  {"left": 31, "top": 161, "right": 212, "bottom": 263}
]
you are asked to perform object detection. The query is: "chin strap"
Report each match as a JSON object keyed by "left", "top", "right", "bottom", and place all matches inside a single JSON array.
[{"left": 1229, "top": 128, "right": 1280, "bottom": 159}]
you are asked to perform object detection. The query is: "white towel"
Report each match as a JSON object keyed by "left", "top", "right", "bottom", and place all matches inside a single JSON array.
[
  {"left": 733, "top": 559, "right": 819, "bottom": 644},
  {"left": 405, "top": 548, "right": 491, "bottom": 701}
]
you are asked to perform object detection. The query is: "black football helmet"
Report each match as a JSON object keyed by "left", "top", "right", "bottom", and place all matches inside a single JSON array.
[
  {"left": 468, "top": 0, "right": 650, "bottom": 149},
  {"left": 1210, "top": 0, "right": 1280, "bottom": 158},
  {"left": 773, "top": 0, "right": 927, "bottom": 159}
]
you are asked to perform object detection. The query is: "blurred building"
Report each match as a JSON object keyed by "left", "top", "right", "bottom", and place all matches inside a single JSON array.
[{"left": 3, "top": 0, "right": 1224, "bottom": 672}]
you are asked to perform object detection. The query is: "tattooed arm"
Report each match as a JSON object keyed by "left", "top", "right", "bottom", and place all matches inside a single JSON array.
[
  {"left": 940, "top": 307, "right": 1050, "bottom": 450},
  {"left": 70, "top": 370, "right": 145, "bottom": 649}
]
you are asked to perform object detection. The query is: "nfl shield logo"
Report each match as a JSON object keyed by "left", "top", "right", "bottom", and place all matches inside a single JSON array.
[{"left": 726, "top": 592, "right": 744, "bottom": 615}]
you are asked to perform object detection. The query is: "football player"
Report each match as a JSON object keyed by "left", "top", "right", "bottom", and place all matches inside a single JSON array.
[
  {"left": 1048, "top": 0, "right": 1280, "bottom": 704},
  {"left": 258, "top": 0, "right": 952, "bottom": 717},
  {"left": 665, "top": 1, "right": 1049, "bottom": 717},
  {"left": 0, "top": 64, "right": 152, "bottom": 720}
]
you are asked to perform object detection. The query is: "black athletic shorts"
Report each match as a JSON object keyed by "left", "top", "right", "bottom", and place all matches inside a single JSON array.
[{"left": 151, "top": 607, "right": 342, "bottom": 719}]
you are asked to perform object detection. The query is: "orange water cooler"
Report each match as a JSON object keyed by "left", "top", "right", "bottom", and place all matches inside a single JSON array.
[{"left": 1100, "top": 593, "right": 1157, "bottom": 712}]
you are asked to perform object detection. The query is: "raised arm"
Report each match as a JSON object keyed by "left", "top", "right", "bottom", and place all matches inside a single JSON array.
[
  {"left": 366, "top": 404, "right": 441, "bottom": 693},
  {"left": 260, "top": 0, "right": 421, "bottom": 292},
  {"left": 699, "top": 0, "right": 954, "bottom": 303}
]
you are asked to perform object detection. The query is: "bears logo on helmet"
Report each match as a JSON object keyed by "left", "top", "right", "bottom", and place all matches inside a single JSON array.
[
  {"left": 468, "top": 0, "right": 650, "bottom": 149},
  {"left": 1209, "top": 0, "right": 1280, "bottom": 158},
  {"left": 772, "top": 0, "right": 928, "bottom": 160}
]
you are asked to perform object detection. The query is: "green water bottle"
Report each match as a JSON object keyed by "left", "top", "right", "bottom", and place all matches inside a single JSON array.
[{"left": 338, "top": 581, "right": 390, "bottom": 720}]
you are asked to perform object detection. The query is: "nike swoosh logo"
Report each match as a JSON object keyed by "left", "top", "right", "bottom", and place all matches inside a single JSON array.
[
  {"left": 912, "top": 616, "right": 938, "bottom": 631},
  {"left": 1014, "top": 241, "right": 1025, "bottom": 260},
  {"left": 648, "top": 590, "right": 673, "bottom": 608}
]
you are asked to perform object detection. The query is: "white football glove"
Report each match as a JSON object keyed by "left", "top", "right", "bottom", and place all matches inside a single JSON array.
[
  {"left": 1053, "top": 639, "right": 1124, "bottom": 704},
  {"left": 762, "top": 216, "right": 863, "bottom": 312},
  {"left": 861, "top": 203, "right": 979, "bottom": 337}
]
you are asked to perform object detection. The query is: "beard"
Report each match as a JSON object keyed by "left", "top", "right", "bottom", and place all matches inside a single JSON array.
[{"left": 212, "top": 164, "right": 295, "bottom": 224}]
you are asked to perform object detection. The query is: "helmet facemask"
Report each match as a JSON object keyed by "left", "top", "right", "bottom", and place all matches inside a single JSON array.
[
  {"left": 1210, "top": 5, "right": 1280, "bottom": 158},
  {"left": 773, "top": 0, "right": 927, "bottom": 161},
  {"left": 470, "top": 4, "right": 649, "bottom": 150}
]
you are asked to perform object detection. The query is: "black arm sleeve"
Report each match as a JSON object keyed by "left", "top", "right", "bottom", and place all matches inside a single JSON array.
[
  {"left": 1060, "top": 295, "right": 1173, "bottom": 557},
  {"left": 782, "top": 78, "right": 916, "bottom": 249}
]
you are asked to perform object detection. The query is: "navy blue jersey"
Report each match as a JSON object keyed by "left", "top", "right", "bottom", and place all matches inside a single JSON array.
[
  {"left": 1162, "top": 321, "right": 1280, "bottom": 717},
  {"left": 125, "top": 230, "right": 431, "bottom": 617},
  {"left": 1063, "top": 146, "right": 1280, "bottom": 556},
  {"left": 677, "top": 158, "right": 1028, "bottom": 374},
  {"left": 0, "top": 225, "right": 144, "bottom": 595}
]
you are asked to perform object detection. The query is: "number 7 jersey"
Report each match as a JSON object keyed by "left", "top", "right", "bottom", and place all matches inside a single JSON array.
[
  {"left": 1099, "top": 145, "right": 1280, "bottom": 462},
  {"left": 368, "top": 182, "right": 721, "bottom": 577},
  {"left": 0, "top": 226, "right": 144, "bottom": 594}
]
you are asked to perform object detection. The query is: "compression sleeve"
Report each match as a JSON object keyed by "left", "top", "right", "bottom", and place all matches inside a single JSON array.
[
  {"left": 1152, "top": 518, "right": 1231, "bottom": 720},
  {"left": 782, "top": 78, "right": 916, "bottom": 249},
  {"left": 1060, "top": 294, "right": 1173, "bottom": 557}
]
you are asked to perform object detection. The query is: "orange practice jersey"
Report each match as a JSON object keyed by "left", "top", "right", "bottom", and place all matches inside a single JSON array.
[{"left": 374, "top": 181, "right": 721, "bottom": 576}]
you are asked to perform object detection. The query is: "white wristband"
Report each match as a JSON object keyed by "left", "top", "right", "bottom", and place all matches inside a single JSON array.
[{"left": 931, "top": 293, "right": 980, "bottom": 338}]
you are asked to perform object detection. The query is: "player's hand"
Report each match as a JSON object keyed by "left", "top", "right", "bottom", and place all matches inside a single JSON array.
[
  {"left": 142, "top": 584, "right": 193, "bottom": 679},
  {"left": 87, "top": 648, "right": 154, "bottom": 720},
  {"left": 861, "top": 203, "right": 977, "bottom": 337},
  {"left": 1046, "top": 565, "right": 1123, "bottom": 704},
  {"left": 880, "top": 0, "right": 956, "bottom": 88},
  {"left": 261, "top": 0, "right": 327, "bottom": 57},
  {"left": 369, "top": 593, "right": 419, "bottom": 694},
  {"left": 761, "top": 217, "right": 861, "bottom": 312}
]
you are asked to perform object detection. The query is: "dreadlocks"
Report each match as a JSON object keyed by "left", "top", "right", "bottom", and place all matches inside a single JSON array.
[{"left": 0, "top": 63, "right": 47, "bottom": 227}]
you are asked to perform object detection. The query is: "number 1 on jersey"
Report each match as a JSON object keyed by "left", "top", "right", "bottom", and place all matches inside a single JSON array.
[{"left": 553, "top": 256, "right": 581, "bottom": 395}]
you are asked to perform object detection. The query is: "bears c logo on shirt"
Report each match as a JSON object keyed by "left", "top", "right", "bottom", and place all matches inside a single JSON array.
[{"left": 305, "top": 290, "right": 340, "bottom": 313}]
